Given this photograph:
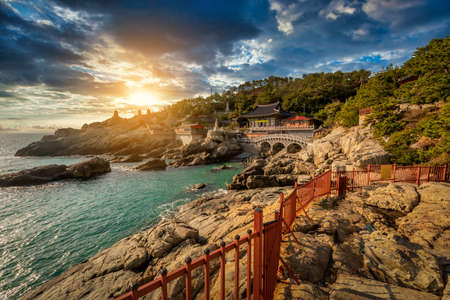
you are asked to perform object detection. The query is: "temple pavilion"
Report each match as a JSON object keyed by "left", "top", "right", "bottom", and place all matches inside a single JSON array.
[{"left": 237, "top": 102, "right": 318, "bottom": 137}]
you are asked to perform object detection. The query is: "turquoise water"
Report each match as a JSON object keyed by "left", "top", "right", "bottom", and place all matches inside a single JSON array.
[{"left": 0, "top": 132, "right": 242, "bottom": 299}]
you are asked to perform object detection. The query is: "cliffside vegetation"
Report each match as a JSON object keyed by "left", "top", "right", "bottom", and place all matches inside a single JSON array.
[
  {"left": 162, "top": 70, "right": 370, "bottom": 120},
  {"left": 335, "top": 36, "right": 449, "bottom": 165}
]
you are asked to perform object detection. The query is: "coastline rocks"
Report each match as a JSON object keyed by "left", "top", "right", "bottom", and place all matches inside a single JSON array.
[
  {"left": 168, "top": 130, "right": 242, "bottom": 167},
  {"left": 282, "top": 232, "right": 332, "bottom": 283},
  {"left": 15, "top": 115, "right": 176, "bottom": 157},
  {"left": 298, "top": 126, "right": 391, "bottom": 171},
  {"left": 21, "top": 187, "right": 289, "bottom": 300},
  {"left": 68, "top": 157, "right": 111, "bottom": 179},
  {"left": 192, "top": 183, "right": 206, "bottom": 190},
  {"left": 135, "top": 158, "right": 166, "bottom": 171},
  {"left": 360, "top": 230, "right": 444, "bottom": 293},
  {"left": 396, "top": 182, "right": 450, "bottom": 251},
  {"left": 0, "top": 157, "right": 111, "bottom": 187},
  {"left": 111, "top": 154, "right": 144, "bottom": 163},
  {"left": 365, "top": 182, "right": 419, "bottom": 213}
]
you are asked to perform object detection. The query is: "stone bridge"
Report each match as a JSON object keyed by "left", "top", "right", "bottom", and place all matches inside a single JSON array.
[{"left": 240, "top": 134, "right": 311, "bottom": 153}]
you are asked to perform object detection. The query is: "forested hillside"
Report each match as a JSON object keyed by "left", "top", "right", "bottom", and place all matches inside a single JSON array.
[
  {"left": 335, "top": 36, "right": 449, "bottom": 165},
  {"left": 162, "top": 70, "right": 370, "bottom": 120}
]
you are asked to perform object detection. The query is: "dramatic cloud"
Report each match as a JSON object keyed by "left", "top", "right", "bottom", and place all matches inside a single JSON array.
[{"left": 0, "top": 0, "right": 448, "bottom": 129}]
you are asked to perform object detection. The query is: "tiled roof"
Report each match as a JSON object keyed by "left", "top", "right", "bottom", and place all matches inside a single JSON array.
[
  {"left": 287, "top": 115, "right": 312, "bottom": 121},
  {"left": 240, "top": 102, "right": 292, "bottom": 118}
]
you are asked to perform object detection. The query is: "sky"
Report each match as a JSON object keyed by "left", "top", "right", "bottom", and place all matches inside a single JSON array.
[{"left": 0, "top": 0, "right": 449, "bottom": 130}]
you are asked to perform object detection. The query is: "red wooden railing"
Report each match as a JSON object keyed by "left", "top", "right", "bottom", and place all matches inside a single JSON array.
[{"left": 115, "top": 163, "right": 448, "bottom": 300}]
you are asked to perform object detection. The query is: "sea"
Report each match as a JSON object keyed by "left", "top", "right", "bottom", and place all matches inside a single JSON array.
[{"left": 0, "top": 132, "right": 243, "bottom": 299}]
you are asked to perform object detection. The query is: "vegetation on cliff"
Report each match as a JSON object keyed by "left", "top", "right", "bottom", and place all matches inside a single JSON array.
[
  {"left": 162, "top": 70, "right": 370, "bottom": 120},
  {"left": 336, "top": 36, "right": 449, "bottom": 164}
]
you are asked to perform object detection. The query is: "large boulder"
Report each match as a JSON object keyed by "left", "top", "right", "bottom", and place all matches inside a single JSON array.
[
  {"left": 145, "top": 220, "right": 199, "bottom": 258},
  {"left": 396, "top": 182, "right": 450, "bottom": 251},
  {"left": 67, "top": 157, "right": 111, "bottom": 178},
  {"left": 365, "top": 182, "right": 419, "bottom": 213},
  {"left": 282, "top": 233, "right": 332, "bottom": 283},
  {"left": 135, "top": 158, "right": 167, "bottom": 171},
  {"left": 312, "top": 140, "right": 335, "bottom": 166},
  {"left": 360, "top": 230, "right": 444, "bottom": 293}
]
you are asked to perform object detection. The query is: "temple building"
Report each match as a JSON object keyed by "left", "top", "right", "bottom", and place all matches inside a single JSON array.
[{"left": 237, "top": 102, "right": 318, "bottom": 137}]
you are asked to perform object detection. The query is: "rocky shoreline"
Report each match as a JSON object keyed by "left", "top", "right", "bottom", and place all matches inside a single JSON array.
[
  {"left": 19, "top": 177, "right": 450, "bottom": 300},
  {"left": 20, "top": 185, "right": 290, "bottom": 300},
  {"left": 0, "top": 157, "right": 111, "bottom": 187}
]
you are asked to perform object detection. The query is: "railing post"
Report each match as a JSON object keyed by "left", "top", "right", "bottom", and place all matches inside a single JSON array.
[
  {"left": 279, "top": 193, "right": 284, "bottom": 220},
  {"left": 443, "top": 164, "right": 448, "bottom": 181},
  {"left": 312, "top": 174, "right": 316, "bottom": 199},
  {"left": 220, "top": 241, "right": 226, "bottom": 300},
  {"left": 234, "top": 235, "right": 240, "bottom": 300},
  {"left": 427, "top": 165, "right": 431, "bottom": 183},
  {"left": 351, "top": 167, "right": 355, "bottom": 191},
  {"left": 246, "top": 229, "right": 252, "bottom": 300},
  {"left": 131, "top": 282, "right": 139, "bottom": 300},
  {"left": 253, "top": 209, "right": 263, "bottom": 300},
  {"left": 185, "top": 257, "right": 192, "bottom": 300},
  {"left": 392, "top": 164, "right": 396, "bottom": 182},
  {"left": 416, "top": 166, "right": 421, "bottom": 186},
  {"left": 161, "top": 268, "right": 168, "bottom": 300},
  {"left": 203, "top": 249, "right": 210, "bottom": 300},
  {"left": 367, "top": 164, "right": 371, "bottom": 186}
]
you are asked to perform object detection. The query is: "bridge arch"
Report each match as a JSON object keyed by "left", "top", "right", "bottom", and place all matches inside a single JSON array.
[
  {"left": 272, "top": 142, "right": 285, "bottom": 155},
  {"left": 252, "top": 134, "right": 309, "bottom": 149},
  {"left": 259, "top": 141, "right": 271, "bottom": 154},
  {"left": 286, "top": 143, "right": 302, "bottom": 153}
]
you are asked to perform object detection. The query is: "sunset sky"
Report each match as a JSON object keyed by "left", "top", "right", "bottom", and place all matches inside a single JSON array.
[{"left": 0, "top": 0, "right": 449, "bottom": 130}]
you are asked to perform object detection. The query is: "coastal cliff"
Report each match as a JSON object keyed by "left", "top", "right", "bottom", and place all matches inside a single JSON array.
[{"left": 15, "top": 114, "right": 177, "bottom": 157}]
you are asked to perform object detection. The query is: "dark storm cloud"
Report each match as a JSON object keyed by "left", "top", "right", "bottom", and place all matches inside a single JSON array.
[{"left": 53, "top": 0, "right": 265, "bottom": 63}]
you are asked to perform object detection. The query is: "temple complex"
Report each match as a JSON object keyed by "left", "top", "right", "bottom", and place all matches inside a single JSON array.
[{"left": 237, "top": 102, "right": 318, "bottom": 138}]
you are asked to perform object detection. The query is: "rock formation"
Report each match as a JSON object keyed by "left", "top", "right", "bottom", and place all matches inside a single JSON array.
[
  {"left": 0, "top": 157, "right": 111, "bottom": 187},
  {"left": 135, "top": 158, "right": 167, "bottom": 171},
  {"left": 229, "top": 125, "right": 390, "bottom": 189},
  {"left": 15, "top": 113, "right": 176, "bottom": 157},
  {"left": 275, "top": 181, "right": 449, "bottom": 300},
  {"left": 163, "top": 129, "right": 242, "bottom": 167}
]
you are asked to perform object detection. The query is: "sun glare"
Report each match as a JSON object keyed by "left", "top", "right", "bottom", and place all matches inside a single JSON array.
[{"left": 128, "top": 92, "right": 160, "bottom": 107}]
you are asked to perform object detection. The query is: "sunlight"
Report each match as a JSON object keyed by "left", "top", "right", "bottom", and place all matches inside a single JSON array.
[{"left": 128, "top": 91, "right": 161, "bottom": 107}]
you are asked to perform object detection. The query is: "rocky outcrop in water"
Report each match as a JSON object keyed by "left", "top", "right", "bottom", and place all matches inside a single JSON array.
[
  {"left": 0, "top": 157, "right": 111, "bottom": 187},
  {"left": 15, "top": 114, "right": 177, "bottom": 157},
  {"left": 135, "top": 158, "right": 167, "bottom": 171}
]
